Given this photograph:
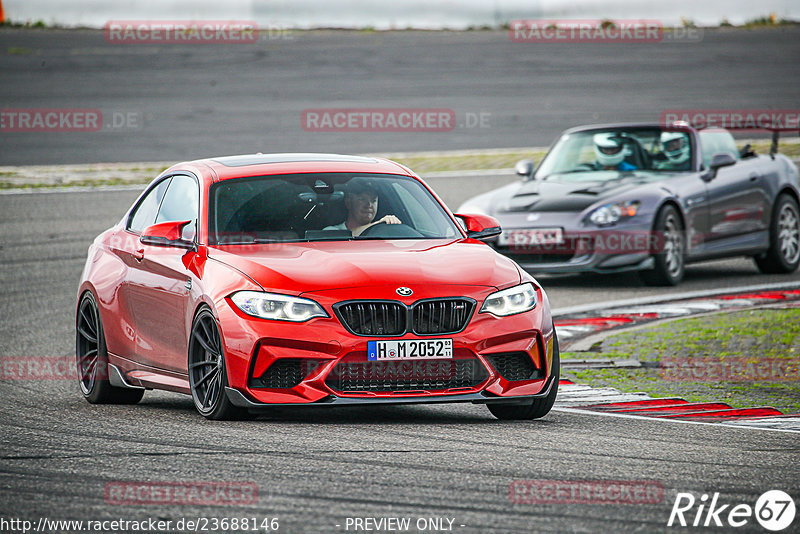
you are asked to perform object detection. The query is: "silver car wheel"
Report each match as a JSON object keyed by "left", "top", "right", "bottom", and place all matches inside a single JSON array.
[
  {"left": 663, "top": 213, "right": 684, "bottom": 278},
  {"left": 778, "top": 203, "right": 800, "bottom": 265}
]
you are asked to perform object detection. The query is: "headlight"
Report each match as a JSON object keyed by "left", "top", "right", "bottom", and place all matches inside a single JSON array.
[
  {"left": 480, "top": 283, "right": 537, "bottom": 317},
  {"left": 589, "top": 200, "right": 640, "bottom": 226},
  {"left": 230, "top": 291, "right": 328, "bottom": 322}
]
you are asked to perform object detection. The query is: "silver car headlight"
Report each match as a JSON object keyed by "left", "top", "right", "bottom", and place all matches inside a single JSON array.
[
  {"left": 480, "top": 283, "right": 537, "bottom": 317},
  {"left": 230, "top": 291, "right": 328, "bottom": 322},
  {"left": 589, "top": 200, "right": 640, "bottom": 226}
]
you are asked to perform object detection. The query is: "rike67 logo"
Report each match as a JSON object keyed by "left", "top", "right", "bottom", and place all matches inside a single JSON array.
[{"left": 668, "top": 490, "right": 795, "bottom": 531}]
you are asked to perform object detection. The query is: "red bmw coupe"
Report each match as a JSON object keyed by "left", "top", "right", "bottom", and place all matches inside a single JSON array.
[{"left": 76, "top": 154, "right": 558, "bottom": 419}]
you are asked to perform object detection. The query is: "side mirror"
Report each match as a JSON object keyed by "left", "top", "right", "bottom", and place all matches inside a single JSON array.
[
  {"left": 515, "top": 159, "right": 536, "bottom": 181},
  {"left": 140, "top": 220, "right": 196, "bottom": 250},
  {"left": 454, "top": 213, "right": 502, "bottom": 240},
  {"left": 701, "top": 153, "right": 737, "bottom": 182}
]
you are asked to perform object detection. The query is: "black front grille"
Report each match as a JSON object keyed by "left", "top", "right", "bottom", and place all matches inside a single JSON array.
[
  {"left": 335, "top": 298, "right": 474, "bottom": 336},
  {"left": 485, "top": 352, "right": 541, "bottom": 381},
  {"left": 324, "top": 356, "right": 489, "bottom": 393},
  {"left": 412, "top": 299, "right": 475, "bottom": 335},
  {"left": 336, "top": 302, "right": 406, "bottom": 335},
  {"left": 249, "top": 359, "right": 319, "bottom": 389}
]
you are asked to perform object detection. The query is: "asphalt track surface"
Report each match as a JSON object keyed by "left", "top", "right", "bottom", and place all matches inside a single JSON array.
[
  {"left": 1, "top": 27, "right": 799, "bottom": 165},
  {"left": 2, "top": 186, "right": 800, "bottom": 533},
  {"left": 2, "top": 27, "right": 800, "bottom": 534}
]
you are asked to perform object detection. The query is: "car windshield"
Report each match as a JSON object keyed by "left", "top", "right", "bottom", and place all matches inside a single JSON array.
[
  {"left": 535, "top": 127, "right": 693, "bottom": 181},
  {"left": 208, "top": 173, "right": 461, "bottom": 245}
]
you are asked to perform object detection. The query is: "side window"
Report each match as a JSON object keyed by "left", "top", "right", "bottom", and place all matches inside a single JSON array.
[
  {"left": 155, "top": 175, "right": 199, "bottom": 240},
  {"left": 128, "top": 178, "right": 171, "bottom": 233},
  {"left": 700, "top": 132, "right": 740, "bottom": 169},
  {"left": 390, "top": 181, "right": 456, "bottom": 237}
]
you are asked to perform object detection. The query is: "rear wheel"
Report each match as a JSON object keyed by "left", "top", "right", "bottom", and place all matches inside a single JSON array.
[
  {"left": 188, "top": 308, "right": 250, "bottom": 420},
  {"left": 754, "top": 194, "right": 800, "bottom": 274},
  {"left": 640, "top": 205, "right": 685, "bottom": 286},
  {"left": 487, "top": 330, "right": 560, "bottom": 420},
  {"left": 76, "top": 292, "right": 144, "bottom": 404}
]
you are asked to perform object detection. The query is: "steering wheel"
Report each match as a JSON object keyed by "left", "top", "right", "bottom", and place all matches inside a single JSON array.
[{"left": 358, "top": 222, "right": 423, "bottom": 238}]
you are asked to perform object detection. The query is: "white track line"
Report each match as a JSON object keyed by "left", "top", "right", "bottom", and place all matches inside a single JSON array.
[
  {"left": 554, "top": 383, "right": 800, "bottom": 433},
  {"left": 553, "top": 407, "right": 800, "bottom": 434}
]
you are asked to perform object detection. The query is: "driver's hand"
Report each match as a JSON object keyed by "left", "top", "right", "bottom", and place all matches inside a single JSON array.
[{"left": 379, "top": 215, "right": 401, "bottom": 225}]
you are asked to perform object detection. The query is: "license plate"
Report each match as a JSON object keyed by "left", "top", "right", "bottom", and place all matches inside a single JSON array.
[
  {"left": 498, "top": 228, "right": 564, "bottom": 247},
  {"left": 367, "top": 339, "right": 453, "bottom": 361}
]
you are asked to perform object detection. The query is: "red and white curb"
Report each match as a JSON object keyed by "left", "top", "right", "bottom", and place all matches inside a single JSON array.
[
  {"left": 551, "top": 283, "right": 800, "bottom": 432},
  {"left": 554, "top": 379, "right": 800, "bottom": 432}
]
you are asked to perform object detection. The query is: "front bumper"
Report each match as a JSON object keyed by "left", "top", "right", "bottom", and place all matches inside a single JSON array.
[
  {"left": 218, "top": 285, "right": 555, "bottom": 407},
  {"left": 490, "top": 214, "right": 658, "bottom": 274},
  {"left": 225, "top": 374, "right": 557, "bottom": 411},
  {"left": 510, "top": 252, "right": 655, "bottom": 274}
]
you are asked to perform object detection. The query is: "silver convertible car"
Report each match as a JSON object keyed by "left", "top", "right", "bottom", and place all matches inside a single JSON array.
[{"left": 458, "top": 123, "right": 800, "bottom": 285}]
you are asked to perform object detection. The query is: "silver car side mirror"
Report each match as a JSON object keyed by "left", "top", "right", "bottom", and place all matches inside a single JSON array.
[{"left": 515, "top": 159, "right": 536, "bottom": 181}]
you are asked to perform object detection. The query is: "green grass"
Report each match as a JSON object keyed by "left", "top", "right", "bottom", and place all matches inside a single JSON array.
[
  {"left": 562, "top": 308, "right": 800, "bottom": 413},
  {"left": 390, "top": 150, "right": 548, "bottom": 174},
  {"left": 0, "top": 139, "right": 796, "bottom": 190},
  {"left": 7, "top": 47, "right": 34, "bottom": 55},
  {"left": 742, "top": 14, "right": 796, "bottom": 28}
]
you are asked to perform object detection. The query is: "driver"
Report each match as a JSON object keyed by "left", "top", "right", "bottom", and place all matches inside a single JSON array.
[
  {"left": 325, "top": 179, "right": 401, "bottom": 236},
  {"left": 592, "top": 133, "right": 637, "bottom": 171},
  {"left": 656, "top": 131, "right": 691, "bottom": 170}
]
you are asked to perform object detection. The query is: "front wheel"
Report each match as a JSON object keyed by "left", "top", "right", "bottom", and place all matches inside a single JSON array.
[
  {"left": 754, "top": 194, "right": 800, "bottom": 274},
  {"left": 640, "top": 205, "right": 685, "bottom": 286},
  {"left": 188, "top": 308, "right": 250, "bottom": 420},
  {"left": 487, "top": 329, "right": 560, "bottom": 420},
  {"left": 76, "top": 292, "right": 144, "bottom": 404}
]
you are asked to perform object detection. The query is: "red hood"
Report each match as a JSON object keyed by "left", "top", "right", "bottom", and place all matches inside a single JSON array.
[{"left": 209, "top": 239, "right": 520, "bottom": 295}]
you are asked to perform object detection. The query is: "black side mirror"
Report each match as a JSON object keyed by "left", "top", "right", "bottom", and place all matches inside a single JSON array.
[
  {"left": 701, "top": 153, "right": 736, "bottom": 182},
  {"left": 515, "top": 159, "right": 536, "bottom": 181}
]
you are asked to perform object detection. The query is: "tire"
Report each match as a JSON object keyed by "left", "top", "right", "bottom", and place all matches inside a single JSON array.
[
  {"left": 487, "top": 329, "right": 560, "bottom": 420},
  {"left": 640, "top": 205, "right": 685, "bottom": 286},
  {"left": 76, "top": 292, "right": 144, "bottom": 404},
  {"left": 188, "top": 308, "right": 251, "bottom": 420},
  {"left": 754, "top": 194, "right": 800, "bottom": 274}
]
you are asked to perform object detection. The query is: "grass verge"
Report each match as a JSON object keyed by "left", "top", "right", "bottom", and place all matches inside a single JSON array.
[
  {"left": 0, "top": 138, "right": 797, "bottom": 190},
  {"left": 561, "top": 308, "right": 800, "bottom": 413}
]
